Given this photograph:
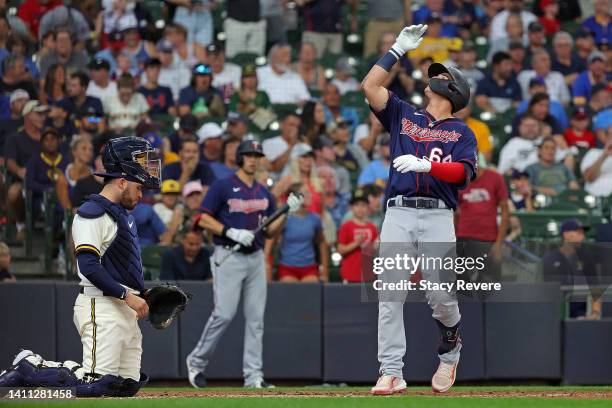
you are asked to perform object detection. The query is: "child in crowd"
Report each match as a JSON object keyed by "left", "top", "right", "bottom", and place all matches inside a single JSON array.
[
  {"left": 563, "top": 108, "right": 596, "bottom": 149},
  {"left": 337, "top": 189, "right": 378, "bottom": 283}
]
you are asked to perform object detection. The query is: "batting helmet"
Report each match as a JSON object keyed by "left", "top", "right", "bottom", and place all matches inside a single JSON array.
[
  {"left": 427, "top": 63, "right": 470, "bottom": 113},
  {"left": 95, "top": 136, "right": 162, "bottom": 189},
  {"left": 235, "top": 139, "right": 265, "bottom": 166}
]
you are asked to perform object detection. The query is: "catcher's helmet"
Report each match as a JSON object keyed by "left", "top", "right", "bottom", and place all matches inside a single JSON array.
[
  {"left": 427, "top": 63, "right": 470, "bottom": 113},
  {"left": 95, "top": 136, "right": 162, "bottom": 189},
  {"left": 236, "top": 139, "right": 265, "bottom": 166}
]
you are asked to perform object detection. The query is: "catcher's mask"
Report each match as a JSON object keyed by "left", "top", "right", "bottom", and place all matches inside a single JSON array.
[{"left": 95, "top": 136, "right": 162, "bottom": 189}]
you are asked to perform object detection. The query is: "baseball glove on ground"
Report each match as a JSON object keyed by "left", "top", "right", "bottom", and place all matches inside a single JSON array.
[{"left": 143, "top": 284, "right": 190, "bottom": 329}]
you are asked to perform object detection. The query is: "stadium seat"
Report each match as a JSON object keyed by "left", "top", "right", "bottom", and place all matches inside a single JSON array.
[
  {"left": 141, "top": 245, "right": 170, "bottom": 281},
  {"left": 340, "top": 90, "right": 367, "bottom": 108},
  {"left": 228, "top": 52, "right": 260, "bottom": 66},
  {"left": 552, "top": 189, "right": 596, "bottom": 210}
]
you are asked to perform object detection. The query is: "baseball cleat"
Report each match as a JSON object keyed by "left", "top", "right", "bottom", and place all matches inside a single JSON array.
[
  {"left": 186, "top": 359, "right": 207, "bottom": 388},
  {"left": 187, "top": 368, "right": 207, "bottom": 388},
  {"left": 371, "top": 375, "right": 407, "bottom": 395},
  {"left": 431, "top": 361, "right": 458, "bottom": 393},
  {"left": 12, "top": 350, "right": 34, "bottom": 366},
  {"left": 245, "top": 379, "right": 275, "bottom": 388}
]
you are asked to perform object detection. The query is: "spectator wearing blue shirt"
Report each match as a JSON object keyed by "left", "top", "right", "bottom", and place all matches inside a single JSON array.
[
  {"left": 178, "top": 63, "right": 225, "bottom": 119},
  {"left": 475, "top": 51, "right": 522, "bottom": 113},
  {"left": 162, "top": 137, "right": 216, "bottom": 189},
  {"left": 516, "top": 78, "right": 568, "bottom": 129},
  {"left": 138, "top": 58, "right": 176, "bottom": 116},
  {"left": 322, "top": 82, "right": 360, "bottom": 138},
  {"left": 131, "top": 202, "right": 176, "bottom": 247},
  {"left": 160, "top": 230, "right": 213, "bottom": 281},
  {"left": 413, "top": 1, "right": 460, "bottom": 38},
  {"left": 572, "top": 51, "right": 611, "bottom": 106},
  {"left": 210, "top": 136, "right": 240, "bottom": 180},
  {"left": 61, "top": 72, "right": 104, "bottom": 122},
  {"left": 266, "top": 182, "right": 328, "bottom": 282},
  {"left": 358, "top": 133, "right": 391, "bottom": 187},
  {"left": 581, "top": 0, "right": 612, "bottom": 47}
]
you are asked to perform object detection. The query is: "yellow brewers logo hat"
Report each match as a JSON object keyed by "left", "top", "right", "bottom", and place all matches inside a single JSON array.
[{"left": 161, "top": 179, "right": 181, "bottom": 194}]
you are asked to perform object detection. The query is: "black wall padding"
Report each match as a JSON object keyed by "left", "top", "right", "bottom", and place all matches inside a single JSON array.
[
  {"left": 485, "top": 283, "right": 562, "bottom": 379},
  {"left": 563, "top": 320, "right": 612, "bottom": 385},
  {"left": 0, "top": 282, "right": 57, "bottom": 367}
]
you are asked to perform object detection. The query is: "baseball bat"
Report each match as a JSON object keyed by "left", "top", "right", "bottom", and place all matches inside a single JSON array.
[{"left": 214, "top": 203, "right": 291, "bottom": 267}]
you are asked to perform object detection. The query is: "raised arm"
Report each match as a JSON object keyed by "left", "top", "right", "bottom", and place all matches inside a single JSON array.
[{"left": 361, "top": 24, "right": 427, "bottom": 112}]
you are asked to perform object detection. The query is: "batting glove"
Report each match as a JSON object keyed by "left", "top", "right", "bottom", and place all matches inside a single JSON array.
[
  {"left": 287, "top": 192, "right": 304, "bottom": 213},
  {"left": 392, "top": 24, "right": 428, "bottom": 55},
  {"left": 393, "top": 154, "right": 432, "bottom": 173},
  {"left": 226, "top": 228, "right": 255, "bottom": 246}
]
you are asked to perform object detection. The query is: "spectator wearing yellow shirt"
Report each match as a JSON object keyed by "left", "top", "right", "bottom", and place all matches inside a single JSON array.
[
  {"left": 455, "top": 104, "right": 493, "bottom": 163},
  {"left": 408, "top": 14, "right": 461, "bottom": 64}
]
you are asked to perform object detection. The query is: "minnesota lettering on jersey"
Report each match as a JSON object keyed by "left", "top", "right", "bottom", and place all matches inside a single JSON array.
[
  {"left": 227, "top": 198, "right": 270, "bottom": 214},
  {"left": 400, "top": 118, "right": 461, "bottom": 143}
]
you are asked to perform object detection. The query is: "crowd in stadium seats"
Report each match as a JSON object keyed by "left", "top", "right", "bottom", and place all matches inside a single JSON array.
[{"left": 0, "top": 0, "right": 610, "bottom": 283}]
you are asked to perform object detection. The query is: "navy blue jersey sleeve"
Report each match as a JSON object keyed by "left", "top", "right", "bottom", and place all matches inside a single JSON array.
[
  {"left": 76, "top": 252, "right": 126, "bottom": 298},
  {"left": 451, "top": 125, "right": 478, "bottom": 189},
  {"left": 370, "top": 91, "right": 415, "bottom": 132},
  {"left": 265, "top": 188, "right": 277, "bottom": 217},
  {"left": 201, "top": 179, "right": 225, "bottom": 217}
]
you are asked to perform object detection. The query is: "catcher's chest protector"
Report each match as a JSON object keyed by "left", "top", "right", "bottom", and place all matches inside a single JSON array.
[{"left": 78, "top": 195, "right": 145, "bottom": 292}]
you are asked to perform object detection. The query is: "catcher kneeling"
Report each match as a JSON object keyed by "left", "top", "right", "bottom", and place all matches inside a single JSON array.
[{"left": 0, "top": 137, "right": 188, "bottom": 397}]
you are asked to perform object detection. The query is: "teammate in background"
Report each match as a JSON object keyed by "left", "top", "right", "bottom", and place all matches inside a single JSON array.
[
  {"left": 187, "top": 140, "right": 304, "bottom": 389},
  {"left": 0, "top": 137, "right": 160, "bottom": 397},
  {"left": 362, "top": 24, "right": 477, "bottom": 395}
]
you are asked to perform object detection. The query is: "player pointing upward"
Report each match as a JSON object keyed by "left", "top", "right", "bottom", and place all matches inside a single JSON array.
[{"left": 362, "top": 25, "right": 477, "bottom": 395}]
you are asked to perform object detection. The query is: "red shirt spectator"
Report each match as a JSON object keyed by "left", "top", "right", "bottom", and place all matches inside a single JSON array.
[
  {"left": 17, "top": 0, "right": 62, "bottom": 38},
  {"left": 563, "top": 108, "right": 596, "bottom": 148},
  {"left": 338, "top": 192, "right": 378, "bottom": 283},
  {"left": 456, "top": 168, "right": 509, "bottom": 242}
]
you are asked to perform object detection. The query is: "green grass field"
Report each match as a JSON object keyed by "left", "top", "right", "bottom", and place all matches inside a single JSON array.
[{"left": 3, "top": 386, "right": 612, "bottom": 407}]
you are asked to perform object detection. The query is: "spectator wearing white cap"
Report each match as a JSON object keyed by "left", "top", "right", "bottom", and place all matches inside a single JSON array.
[
  {"left": 162, "top": 136, "right": 216, "bottom": 189},
  {"left": 262, "top": 111, "right": 301, "bottom": 180},
  {"left": 197, "top": 121, "right": 224, "bottom": 162},
  {"left": 0, "top": 89, "right": 29, "bottom": 162},
  {"left": 331, "top": 57, "right": 360, "bottom": 96}
]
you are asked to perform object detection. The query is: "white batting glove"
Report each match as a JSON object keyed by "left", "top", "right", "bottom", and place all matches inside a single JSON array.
[
  {"left": 226, "top": 228, "right": 255, "bottom": 246},
  {"left": 287, "top": 192, "right": 304, "bottom": 213},
  {"left": 393, "top": 154, "right": 432, "bottom": 173},
  {"left": 391, "top": 24, "right": 428, "bottom": 55}
]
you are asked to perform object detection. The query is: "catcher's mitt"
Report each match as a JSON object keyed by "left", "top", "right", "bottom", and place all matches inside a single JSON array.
[{"left": 143, "top": 284, "right": 190, "bottom": 329}]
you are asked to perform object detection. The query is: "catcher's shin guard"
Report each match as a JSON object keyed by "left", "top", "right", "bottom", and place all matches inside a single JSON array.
[
  {"left": 76, "top": 374, "right": 124, "bottom": 397},
  {"left": 117, "top": 373, "right": 149, "bottom": 397}
]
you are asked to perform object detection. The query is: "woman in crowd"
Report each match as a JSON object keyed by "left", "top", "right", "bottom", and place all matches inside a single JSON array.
[
  {"left": 273, "top": 144, "right": 323, "bottom": 215},
  {"left": 40, "top": 63, "right": 66, "bottom": 105},
  {"left": 301, "top": 100, "right": 327, "bottom": 145},
  {"left": 265, "top": 182, "right": 328, "bottom": 282}
]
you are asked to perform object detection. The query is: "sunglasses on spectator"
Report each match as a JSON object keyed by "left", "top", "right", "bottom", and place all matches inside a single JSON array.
[
  {"left": 85, "top": 116, "right": 102, "bottom": 123},
  {"left": 194, "top": 64, "right": 213, "bottom": 75}
]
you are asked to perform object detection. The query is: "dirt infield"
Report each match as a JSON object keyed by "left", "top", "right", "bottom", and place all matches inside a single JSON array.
[{"left": 138, "top": 389, "right": 612, "bottom": 399}]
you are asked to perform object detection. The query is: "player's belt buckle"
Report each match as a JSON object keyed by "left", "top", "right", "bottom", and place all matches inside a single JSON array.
[{"left": 415, "top": 199, "right": 436, "bottom": 209}]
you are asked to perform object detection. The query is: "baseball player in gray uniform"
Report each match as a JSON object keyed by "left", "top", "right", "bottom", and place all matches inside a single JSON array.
[
  {"left": 187, "top": 140, "right": 303, "bottom": 388},
  {"left": 362, "top": 25, "right": 477, "bottom": 394}
]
